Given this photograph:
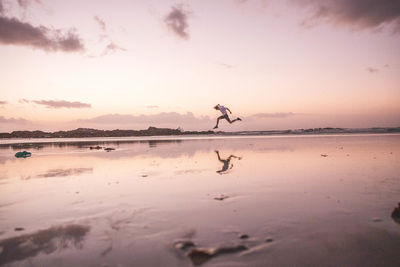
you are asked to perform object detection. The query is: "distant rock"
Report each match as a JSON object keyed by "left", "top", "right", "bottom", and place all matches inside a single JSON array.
[
  {"left": 104, "top": 148, "right": 115, "bottom": 152},
  {"left": 320, "top": 154, "right": 328, "bottom": 157},
  {"left": 90, "top": 146, "right": 102, "bottom": 150},
  {"left": 0, "top": 127, "right": 214, "bottom": 139}
]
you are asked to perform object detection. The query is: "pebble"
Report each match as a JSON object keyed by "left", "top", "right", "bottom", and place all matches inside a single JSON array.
[
  {"left": 239, "top": 234, "right": 249, "bottom": 239},
  {"left": 214, "top": 195, "right": 229, "bottom": 201}
]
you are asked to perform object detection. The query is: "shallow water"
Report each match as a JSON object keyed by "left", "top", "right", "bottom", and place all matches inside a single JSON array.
[{"left": 1, "top": 134, "right": 400, "bottom": 266}]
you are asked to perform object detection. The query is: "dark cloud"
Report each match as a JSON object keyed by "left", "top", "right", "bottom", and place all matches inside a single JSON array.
[
  {"left": 251, "top": 112, "right": 296, "bottom": 118},
  {"left": 0, "top": 100, "right": 7, "bottom": 105},
  {"left": 94, "top": 15, "right": 106, "bottom": 32},
  {"left": 0, "top": 0, "right": 84, "bottom": 52},
  {"left": 367, "top": 67, "right": 379, "bottom": 73},
  {"left": 294, "top": 0, "right": 400, "bottom": 32},
  {"left": 0, "top": 16, "right": 85, "bottom": 52},
  {"left": 0, "top": 116, "right": 29, "bottom": 123},
  {"left": 32, "top": 100, "right": 91, "bottom": 109},
  {"left": 164, "top": 5, "right": 190, "bottom": 39}
]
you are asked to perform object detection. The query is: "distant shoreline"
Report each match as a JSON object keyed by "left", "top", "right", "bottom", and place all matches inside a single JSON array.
[{"left": 1, "top": 126, "right": 399, "bottom": 139}]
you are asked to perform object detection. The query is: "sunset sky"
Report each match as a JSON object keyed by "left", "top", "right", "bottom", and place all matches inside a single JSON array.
[{"left": 1, "top": 0, "right": 399, "bottom": 132}]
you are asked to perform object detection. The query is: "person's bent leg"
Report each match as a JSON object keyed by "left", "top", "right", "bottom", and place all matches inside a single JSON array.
[{"left": 214, "top": 116, "right": 224, "bottom": 128}]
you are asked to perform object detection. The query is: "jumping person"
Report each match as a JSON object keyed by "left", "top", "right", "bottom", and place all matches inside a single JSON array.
[{"left": 213, "top": 104, "right": 241, "bottom": 129}]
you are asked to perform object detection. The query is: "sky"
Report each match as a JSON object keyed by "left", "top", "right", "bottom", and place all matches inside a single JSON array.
[{"left": 1, "top": 0, "right": 399, "bottom": 132}]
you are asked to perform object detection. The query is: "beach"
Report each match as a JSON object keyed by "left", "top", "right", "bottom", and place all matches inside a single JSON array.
[{"left": 1, "top": 134, "right": 400, "bottom": 266}]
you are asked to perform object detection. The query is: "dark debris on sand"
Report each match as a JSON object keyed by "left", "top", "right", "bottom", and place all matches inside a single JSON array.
[
  {"left": 174, "top": 239, "right": 248, "bottom": 266},
  {"left": 187, "top": 244, "right": 248, "bottom": 266},
  {"left": 392, "top": 203, "right": 400, "bottom": 224},
  {"left": 214, "top": 194, "right": 229, "bottom": 201}
]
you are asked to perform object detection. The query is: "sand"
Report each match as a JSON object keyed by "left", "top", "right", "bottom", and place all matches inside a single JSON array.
[{"left": 1, "top": 134, "right": 400, "bottom": 266}]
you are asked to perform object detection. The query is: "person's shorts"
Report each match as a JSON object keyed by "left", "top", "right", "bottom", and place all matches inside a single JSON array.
[{"left": 219, "top": 114, "right": 230, "bottom": 121}]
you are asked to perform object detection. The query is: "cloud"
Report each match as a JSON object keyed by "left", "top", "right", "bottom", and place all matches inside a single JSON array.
[
  {"left": 18, "top": 98, "right": 29, "bottom": 103},
  {"left": 294, "top": 0, "right": 400, "bottom": 32},
  {"left": 0, "top": 115, "right": 29, "bottom": 123},
  {"left": 367, "top": 67, "right": 379, "bottom": 73},
  {"left": 0, "top": 16, "right": 85, "bottom": 52},
  {"left": 251, "top": 112, "right": 296, "bottom": 118},
  {"left": 102, "top": 41, "right": 126, "bottom": 56},
  {"left": 0, "top": 100, "right": 7, "bottom": 105},
  {"left": 218, "top": 62, "right": 234, "bottom": 69},
  {"left": 32, "top": 100, "right": 91, "bottom": 109},
  {"left": 0, "top": 0, "right": 85, "bottom": 52},
  {"left": 164, "top": 4, "right": 190, "bottom": 39},
  {"left": 17, "top": 0, "right": 42, "bottom": 10},
  {"left": 75, "top": 112, "right": 214, "bottom": 130},
  {"left": 147, "top": 105, "right": 159, "bottom": 109},
  {"left": 92, "top": 15, "right": 125, "bottom": 56},
  {"left": 94, "top": 15, "right": 106, "bottom": 32},
  {"left": 78, "top": 112, "right": 209, "bottom": 124}
]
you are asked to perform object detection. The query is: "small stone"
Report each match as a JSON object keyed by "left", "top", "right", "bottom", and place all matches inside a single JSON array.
[
  {"left": 265, "top": 237, "right": 274, "bottom": 243},
  {"left": 14, "top": 227, "right": 24, "bottom": 231},
  {"left": 214, "top": 195, "right": 229, "bottom": 201},
  {"left": 239, "top": 234, "right": 249, "bottom": 239},
  {"left": 372, "top": 217, "right": 382, "bottom": 222},
  {"left": 320, "top": 154, "right": 328, "bottom": 157}
]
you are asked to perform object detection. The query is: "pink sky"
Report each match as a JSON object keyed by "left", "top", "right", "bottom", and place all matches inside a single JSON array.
[{"left": 1, "top": 0, "right": 400, "bottom": 132}]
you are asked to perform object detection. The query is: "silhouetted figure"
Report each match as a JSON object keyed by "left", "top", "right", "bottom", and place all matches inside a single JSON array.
[
  {"left": 392, "top": 202, "right": 400, "bottom": 224},
  {"left": 213, "top": 104, "right": 242, "bottom": 129},
  {"left": 215, "top": 150, "right": 242, "bottom": 174}
]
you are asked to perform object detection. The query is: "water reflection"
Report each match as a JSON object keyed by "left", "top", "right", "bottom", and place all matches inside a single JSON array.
[
  {"left": 392, "top": 203, "right": 400, "bottom": 224},
  {"left": 0, "top": 224, "right": 90, "bottom": 265},
  {"left": 214, "top": 150, "right": 242, "bottom": 174},
  {"left": 35, "top": 168, "right": 93, "bottom": 179}
]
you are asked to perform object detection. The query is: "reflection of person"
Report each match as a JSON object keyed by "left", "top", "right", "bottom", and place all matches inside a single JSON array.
[
  {"left": 215, "top": 150, "right": 242, "bottom": 174},
  {"left": 213, "top": 104, "right": 242, "bottom": 129}
]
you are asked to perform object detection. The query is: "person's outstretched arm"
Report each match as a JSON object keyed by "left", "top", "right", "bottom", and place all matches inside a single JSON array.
[{"left": 226, "top": 107, "right": 232, "bottom": 114}]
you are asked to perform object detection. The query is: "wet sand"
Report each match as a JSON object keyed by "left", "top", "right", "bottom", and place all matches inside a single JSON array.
[{"left": 1, "top": 134, "right": 400, "bottom": 266}]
